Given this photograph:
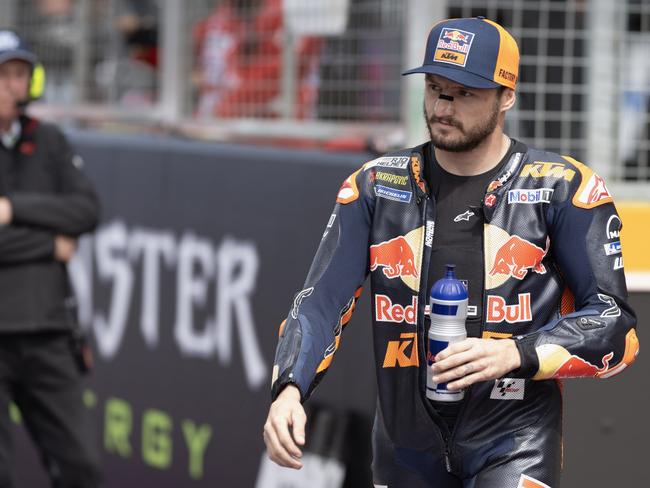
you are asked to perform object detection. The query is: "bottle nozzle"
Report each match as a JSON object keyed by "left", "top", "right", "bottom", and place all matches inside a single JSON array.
[{"left": 445, "top": 264, "right": 456, "bottom": 279}]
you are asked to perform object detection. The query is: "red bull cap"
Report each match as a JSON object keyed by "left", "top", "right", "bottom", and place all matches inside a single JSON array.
[{"left": 403, "top": 17, "right": 519, "bottom": 90}]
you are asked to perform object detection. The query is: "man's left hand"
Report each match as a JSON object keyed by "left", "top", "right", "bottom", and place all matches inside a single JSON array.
[
  {"left": 431, "top": 338, "right": 521, "bottom": 390},
  {"left": 0, "top": 197, "right": 12, "bottom": 225}
]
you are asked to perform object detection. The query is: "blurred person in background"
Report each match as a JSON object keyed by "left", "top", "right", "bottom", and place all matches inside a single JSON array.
[
  {"left": 193, "top": 0, "right": 321, "bottom": 119},
  {"left": 0, "top": 30, "right": 101, "bottom": 487},
  {"left": 27, "top": 0, "right": 77, "bottom": 104},
  {"left": 113, "top": 0, "right": 159, "bottom": 106},
  {"left": 94, "top": 0, "right": 160, "bottom": 107},
  {"left": 264, "top": 17, "right": 638, "bottom": 487}
]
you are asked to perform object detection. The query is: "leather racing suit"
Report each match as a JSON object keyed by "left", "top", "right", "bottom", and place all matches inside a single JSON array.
[{"left": 271, "top": 142, "right": 639, "bottom": 487}]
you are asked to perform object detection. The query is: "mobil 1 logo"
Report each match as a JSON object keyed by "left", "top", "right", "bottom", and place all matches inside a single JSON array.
[{"left": 507, "top": 188, "right": 553, "bottom": 204}]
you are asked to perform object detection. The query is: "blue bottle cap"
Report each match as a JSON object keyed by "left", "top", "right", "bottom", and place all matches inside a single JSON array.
[{"left": 430, "top": 264, "right": 468, "bottom": 301}]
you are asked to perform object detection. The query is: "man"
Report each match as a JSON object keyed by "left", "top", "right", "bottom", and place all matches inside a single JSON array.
[
  {"left": 0, "top": 31, "right": 101, "bottom": 487},
  {"left": 264, "top": 17, "right": 638, "bottom": 487}
]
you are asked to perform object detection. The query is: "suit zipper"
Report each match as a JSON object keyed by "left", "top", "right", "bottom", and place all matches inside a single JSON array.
[
  {"left": 416, "top": 192, "right": 456, "bottom": 473},
  {"left": 443, "top": 203, "right": 488, "bottom": 472}
]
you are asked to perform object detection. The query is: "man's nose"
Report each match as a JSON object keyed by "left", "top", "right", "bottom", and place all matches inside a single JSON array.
[{"left": 433, "top": 95, "right": 454, "bottom": 116}]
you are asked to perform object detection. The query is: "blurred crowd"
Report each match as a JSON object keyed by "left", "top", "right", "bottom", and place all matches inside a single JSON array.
[{"left": 2, "top": 0, "right": 400, "bottom": 122}]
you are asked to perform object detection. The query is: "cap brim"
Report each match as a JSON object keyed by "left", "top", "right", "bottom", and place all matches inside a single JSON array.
[
  {"left": 0, "top": 50, "right": 36, "bottom": 66},
  {"left": 402, "top": 64, "right": 500, "bottom": 89}
]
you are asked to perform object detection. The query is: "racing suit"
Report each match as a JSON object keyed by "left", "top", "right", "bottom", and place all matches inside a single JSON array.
[{"left": 271, "top": 141, "right": 638, "bottom": 487}]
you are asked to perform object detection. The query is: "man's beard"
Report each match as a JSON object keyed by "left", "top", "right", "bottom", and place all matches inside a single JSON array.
[{"left": 424, "top": 98, "right": 500, "bottom": 152}]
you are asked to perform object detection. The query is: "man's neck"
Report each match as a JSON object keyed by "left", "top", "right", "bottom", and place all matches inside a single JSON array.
[
  {"left": 434, "top": 129, "right": 511, "bottom": 177},
  {"left": 0, "top": 118, "right": 22, "bottom": 149},
  {"left": 0, "top": 117, "right": 18, "bottom": 133}
]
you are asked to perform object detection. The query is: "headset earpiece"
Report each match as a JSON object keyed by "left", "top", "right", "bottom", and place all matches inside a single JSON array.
[{"left": 29, "top": 62, "right": 45, "bottom": 100}]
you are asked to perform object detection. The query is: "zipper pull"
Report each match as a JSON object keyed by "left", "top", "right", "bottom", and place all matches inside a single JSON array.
[{"left": 444, "top": 448, "right": 452, "bottom": 473}]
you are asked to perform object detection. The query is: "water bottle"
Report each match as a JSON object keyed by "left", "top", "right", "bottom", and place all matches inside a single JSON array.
[{"left": 427, "top": 264, "right": 468, "bottom": 402}]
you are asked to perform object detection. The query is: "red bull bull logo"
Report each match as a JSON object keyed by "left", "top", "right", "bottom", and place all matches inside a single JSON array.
[
  {"left": 486, "top": 293, "right": 532, "bottom": 323},
  {"left": 375, "top": 295, "right": 417, "bottom": 325},
  {"left": 554, "top": 351, "right": 614, "bottom": 378},
  {"left": 370, "top": 236, "right": 419, "bottom": 279},
  {"left": 443, "top": 30, "right": 470, "bottom": 43},
  {"left": 489, "top": 235, "right": 547, "bottom": 280}
]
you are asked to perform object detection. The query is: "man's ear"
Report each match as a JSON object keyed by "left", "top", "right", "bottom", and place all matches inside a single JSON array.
[{"left": 500, "top": 88, "right": 516, "bottom": 112}]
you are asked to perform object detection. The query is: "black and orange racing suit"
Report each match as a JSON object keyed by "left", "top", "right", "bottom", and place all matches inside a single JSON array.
[{"left": 270, "top": 141, "right": 638, "bottom": 488}]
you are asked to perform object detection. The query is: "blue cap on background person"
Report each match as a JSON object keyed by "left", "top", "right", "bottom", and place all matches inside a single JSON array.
[
  {"left": 403, "top": 17, "right": 519, "bottom": 90},
  {"left": 0, "top": 30, "right": 37, "bottom": 67},
  {"left": 0, "top": 30, "right": 45, "bottom": 101}
]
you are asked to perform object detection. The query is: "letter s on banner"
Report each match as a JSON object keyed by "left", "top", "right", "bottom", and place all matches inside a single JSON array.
[{"left": 93, "top": 220, "right": 134, "bottom": 359}]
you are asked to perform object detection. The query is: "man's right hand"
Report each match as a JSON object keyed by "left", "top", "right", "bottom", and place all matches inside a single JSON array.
[
  {"left": 263, "top": 384, "right": 306, "bottom": 469},
  {"left": 54, "top": 235, "right": 77, "bottom": 262}
]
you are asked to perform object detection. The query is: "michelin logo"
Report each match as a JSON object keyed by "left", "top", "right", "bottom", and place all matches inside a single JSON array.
[
  {"left": 375, "top": 185, "right": 412, "bottom": 203},
  {"left": 507, "top": 188, "right": 553, "bottom": 204}
]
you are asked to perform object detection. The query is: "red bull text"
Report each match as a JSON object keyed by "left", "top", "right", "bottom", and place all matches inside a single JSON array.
[
  {"left": 486, "top": 293, "right": 532, "bottom": 323},
  {"left": 437, "top": 28, "right": 473, "bottom": 52},
  {"left": 375, "top": 295, "right": 417, "bottom": 325}
]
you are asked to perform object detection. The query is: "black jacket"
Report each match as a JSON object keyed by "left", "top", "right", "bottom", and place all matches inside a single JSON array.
[
  {"left": 271, "top": 141, "right": 638, "bottom": 475},
  {"left": 0, "top": 115, "right": 99, "bottom": 332}
]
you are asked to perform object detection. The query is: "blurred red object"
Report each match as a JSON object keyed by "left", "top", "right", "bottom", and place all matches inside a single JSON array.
[{"left": 193, "top": 0, "right": 322, "bottom": 119}]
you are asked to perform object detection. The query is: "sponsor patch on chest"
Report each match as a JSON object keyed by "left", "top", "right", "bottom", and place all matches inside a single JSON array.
[{"left": 490, "top": 378, "right": 525, "bottom": 400}]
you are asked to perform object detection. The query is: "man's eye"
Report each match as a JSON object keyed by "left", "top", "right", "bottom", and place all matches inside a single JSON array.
[{"left": 459, "top": 90, "right": 473, "bottom": 97}]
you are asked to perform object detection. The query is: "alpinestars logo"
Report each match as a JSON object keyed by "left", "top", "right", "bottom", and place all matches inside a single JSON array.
[{"left": 453, "top": 210, "right": 475, "bottom": 222}]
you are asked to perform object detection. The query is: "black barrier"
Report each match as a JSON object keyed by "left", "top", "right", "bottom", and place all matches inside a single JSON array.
[
  {"left": 8, "top": 130, "right": 647, "bottom": 487},
  {"left": 12, "top": 131, "right": 377, "bottom": 487}
]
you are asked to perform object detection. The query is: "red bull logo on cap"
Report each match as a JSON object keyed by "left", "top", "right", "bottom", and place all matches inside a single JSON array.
[
  {"left": 443, "top": 30, "right": 471, "bottom": 43},
  {"left": 435, "top": 28, "right": 475, "bottom": 67},
  {"left": 489, "top": 235, "right": 547, "bottom": 280},
  {"left": 370, "top": 236, "right": 418, "bottom": 279}
]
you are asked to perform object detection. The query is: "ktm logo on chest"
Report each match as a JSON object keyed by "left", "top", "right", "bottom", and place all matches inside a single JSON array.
[
  {"left": 383, "top": 332, "right": 419, "bottom": 368},
  {"left": 519, "top": 162, "right": 575, "bottom": 181}
]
